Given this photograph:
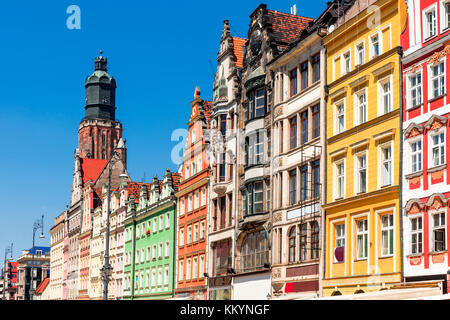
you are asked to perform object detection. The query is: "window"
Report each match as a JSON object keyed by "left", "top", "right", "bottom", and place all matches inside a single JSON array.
[
  {"left": 200, "top": 220, "right": 205, "bottom": 240},
  {"left": 158, "top": 243, "right": 163, "bottom": 258},
  {"left": 220, "top": 114, "right": 227, "bottom": 137},
  {"left": 301, "top": 110, "right": 308, "bottom": 144},
  {"left": 136, "top": 225, "right": 140, "bottom": 239},
  {"left": 336, "top": 102, "right": 345, "bottom": 134},
  {"left": 311, "top": 221, "right": 319, "bottom": 259},
  {"left": 152, "top": 245, "right": 156, "bottom": 259},
  {"left": 201, "top": 188, "right": 206, "bottom": 207},
  {"left": 289, "top": 228, "right": 296, "bottom": 263},
  {"left": 253, "top": 182, "right": 263, "bottom": 214},
  {"left": 431, "top": 132, "right": 445, "bottom": 167},
  {"left": 178, "top": 260, "right": 184, "bottom": 281},
  {"left": 290, "top": 116, "right": 297, "bottom": 149},
  {"left": 197, "top": 158, "right": 202, "bottom": 173},
  {"left": 165, "top": 213, "right": 170, "bottom": 229},
  {"left": 185, "top": 165, "right": 189, "bottom": 179},
  {"left": 335, "top": 224, "right": 345, "bottom": 257},
  {"left": 159, "top": 215, "right": 163, "bottom": 231},
  {"left": 289, "top": 169, "right": 297, "bottom": 205},
  {"left": 165, "top": 241, "right": 170, "bottom": 257},
  {"left": 180, "top": 198, "right": 185, "bottom": 216},
  {"left": 179, "top": 228, "right": 184, "bottom": 247},
  {"left": 409, "top": 73, "right": 422, "bottom": 107},
  {"left": 312, "top": 105, "right": 320, "bottom": 139},
  {"left": 188, "top": 194, "right": 192, "bottom": 212},
  {"left": 186, "top": 258, "right": 191, "bottom": 280},
  {"left": 245, "top": 131, "right": 264, "bottom": 166},
  {"left": 267, "top": 129, "right": 271, "bottom": 160},
  {"left": 290, "top": 68, "right": 298, "bottom": 96},
  {"left": 343, "top": 52, "right": 351, "bottom": 74},
  {"left": 147, "top": 247, "right": 150, "bottom": 261},
  {"left": 382, "top": 146, "right": 392, "bottom": 186},
  {"left": 200, "top": 255, "right": 205, "bottom": 278},
  {"left": 356, "top": 43, "right": 364, "bottom": 65},
  {"left": 300, "top": 224, "right": 308, "bottom": 260},
  {"left": 446, "top": 3, "right": 450, "bottom": 29},
  {"left": 336, "top": 162, "right": 345, "bottom": 199},
  {"left": 151, "top": 268, "right": 156, "bottom": 287},
  {"left": 371, "top": 34, "right": 380, "bottom": 57},
  {"left": 194, "top": 223, "right": 199, "bottom": 242},
  {"left": 213, "top": 239, "right": 231, "bottom": 276},
  {"left": 153, "top": 218, "right": 157, "bottom": 233},
  {"left": 265, "top": 179, "right": 271, "bottom": 211},
  {"left": 411, "top": 217, "right": 423, "bottom": 254},
  {"left": 187, "top": 226, "right": 192, "bottom": 244},
  {"left": 300, "top": 61, "right": 309, "bottom": 90},
  {"left": 433, "top": 212, "right": 446, "bottom": 252},
  {"left": 194, "top": 190, "right": 199, "bottom": 209},
  {"left": 356, "top": 91, "right": 367, "bottom": 125},
  {"left": 312, "top": 53, "right": 320, "bottom": 83},
  {"left": 255, "top": 88, "right": 265, "bottom": 117},
  {"left": 164, "top": 266, "right": 169, "bottom": 286},
  {"left": 158, "top": 267, "right": 162, "bottom": 286},
  {"left": 300, "top": 165, "right": 308, "bottom": 201},
  {"left": 381, "top": 214, "right": 394, "bottom": 256},
  {"left": 357, "top": 154, "right": 367, "bottom": 193},
  {"left": 411, "top": 140, "right": 422, "bottom": 173},
  {"left": 381, "top": 79, "right": 392, "bottom": 114},
  {"left": 240, "top": 230, "right": 269, "bottom": 272},
  {"left": 193, "top": 257, "right": 198, "bottom": 279},
  {"left": 425, "top": 8, "right": 437, "bottom": 38},
  {"left": 430, "top": 63, "right": 445, "bottom": 98},
  {"left": 312, "top": 160, "right": 320, "bottom": 199},
  {"left": 356, "top": 219, "right": 368, "bottom": 259}
]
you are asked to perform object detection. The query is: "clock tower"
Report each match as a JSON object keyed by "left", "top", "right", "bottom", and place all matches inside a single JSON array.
[{"left": 77, "top": 52, "right": 125, "bottom": 163}]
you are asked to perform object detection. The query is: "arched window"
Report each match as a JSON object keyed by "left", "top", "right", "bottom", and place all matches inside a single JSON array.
[
  {"left": 289, "top": 228, "right": 296, "bottom": 263},
  {"left": 241, "top": 230, "right": 269, "bottom": 272}
]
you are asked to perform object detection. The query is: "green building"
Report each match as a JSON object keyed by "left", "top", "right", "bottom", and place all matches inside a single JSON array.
[{"left": 123, "top": 169, "right": 180, "bottom": 300}]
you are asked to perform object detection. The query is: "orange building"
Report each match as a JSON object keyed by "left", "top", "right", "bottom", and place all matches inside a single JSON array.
[{"left": 175, "top": 87, "right": 211, "bottom": 300}]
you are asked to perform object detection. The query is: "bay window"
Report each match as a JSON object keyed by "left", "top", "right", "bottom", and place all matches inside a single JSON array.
[
  {"left": 243, "top": 181, "right": 265, "bottom": 217},
  {"left": 240, "top": 230, "right": 269, "bottom": 272}
]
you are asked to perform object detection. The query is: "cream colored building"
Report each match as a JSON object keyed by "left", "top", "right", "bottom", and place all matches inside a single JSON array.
[{"left": 49, "top": 211, "right": 66, "bottom": 299}]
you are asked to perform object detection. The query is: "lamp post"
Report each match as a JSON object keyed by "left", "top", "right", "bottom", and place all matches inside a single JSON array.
[
  {"left": 2, "top": 243, "right": 13, "bottom": 300},
  {"left": 101, "top": 151, "right": 127, "bottom": 300},
  {"left": 30, "top": 215, "right": 44, "bottom": 300}
]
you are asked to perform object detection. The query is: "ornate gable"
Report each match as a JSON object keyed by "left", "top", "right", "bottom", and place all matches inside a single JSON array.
[
  {"left": 404, "top": 198, "right": 424, "bottom": 214},
  {"left": 426, "top": 193, "right": 448, "bottom": 210},
  {"left": 424, "top": 114, "right": 447, "bottom": 131},
  {"left": 404, "top": 122, "right": 423, "bottom": 139}
]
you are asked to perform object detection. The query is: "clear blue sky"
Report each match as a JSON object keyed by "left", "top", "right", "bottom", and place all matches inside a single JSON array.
[{"left": 0, "top": 1, "right": 327, "bottom": 260}]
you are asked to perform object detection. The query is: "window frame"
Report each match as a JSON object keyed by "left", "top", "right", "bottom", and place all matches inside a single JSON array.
[
  {"left": 429, "top": 61, "right": 445, "bottom": 99},
  {"left": 356, "top": 219, "right": 368, "bottom": 260},
  {"left": 432, "top": 211, "right": 446, "bottom": 252},
  {"left": 410, "top": 215, "right": 423, "bottom": 255},
  {"left": 354, "top": 88, "right": 368, "bottom": 126},
  {"left": 380, "top": 214, "right": 394, "bottom": 257}
]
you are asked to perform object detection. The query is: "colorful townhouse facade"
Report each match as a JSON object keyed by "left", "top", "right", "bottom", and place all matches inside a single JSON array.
[
  {"left": 207, "top": 20, "right": 245, "bottom": 300},
  {"left": 267, "top": 16, "right": 326, "bottom": 297},
  {"left": 123, "top": 170, "right": 180, "bottom": 300},
  {"left": 49, "top": 211, "right": 66, "bottom": 300},
  {"left": 175, "top": 87, "right": 211, "bottom": 300},
  {"left": 401, "top": 0, "right": 450, "bottom": 292},
  {"left": 322, "top": 0, "right": 407, "bottom": 295},
  {"left": 234, "top": 4, "right": 313, "bottom": 300},
  {"left": 16, "top": 247, "right": 50, "bottom": 300}
]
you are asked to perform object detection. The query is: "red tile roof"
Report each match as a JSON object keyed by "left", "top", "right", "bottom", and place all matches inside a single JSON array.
[
  {"left": 171, "top": 173, "right": 181, "bottom": 192},
  {"left": 232, "top": 37, "right": 247, "bottom": 68},
  {"left": 267, "top": 10, "right": 313, "bottom": 45},
  {"left": 80, "top": 158, "right": 108, "bottom": 184},
  {"left": 34, "top": 277, "right": 50, "bottom": 295},
  {"left": 127, "top": 182, "right": 151, "bottom": 203}
]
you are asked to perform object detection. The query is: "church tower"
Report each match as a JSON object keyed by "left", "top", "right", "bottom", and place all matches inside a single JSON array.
[{"left": 77, "top": 51, "right": 124, "bottom": 162}]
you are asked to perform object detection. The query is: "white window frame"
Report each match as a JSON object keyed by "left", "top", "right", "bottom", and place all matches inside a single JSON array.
[
  {"left": 378, "top": 141, "right": 394, "bottom": 188},
  {"left": 335, "top": 223, "right": 345, "bottom": 263},
  {"left": 334, "top": 159, "right": 346, "bottom": 200},
  {"left": 179, "top": 227, "right": 184, "bottom": 247},
  {"left": 194, "top": 190, "right": 199, "bottom": 209},
  {"left": 159, "top": 215, "right": 163, "bottom": 231},
  {"left": 407, "top": 71, "right": 423, "bottom": 109},
  {"left": 378, "top": 75, "right": 393, "bottom": 116},
  {"left": 430, "top": 128, "right": 446, "bottom": 168},
  {"left": 201, "top": 187, "right": 206, "bottom": 207},
  {"left": 188, "top": 194, "right": 193, "bottom": 212},
  {"left": 165, "top": 212, "right": 170, "bottom": 229},
  {"left": 429, "top": 60, "right": 446, "bottom": 99},
  {"left": 355, "top": 151, "right": 368, "bottom": 195},
  {"left": 342, "top": 49, "right": 351, "bottom": 75},
  {"left": 381, "top": 214, "right": 394, "bottom": 257},
  {"left": 186, "top": 258, "right": 191, "bottom": 280},
  {"left": 432, "top": 210, "right": 446, "bottom": 252},
  {"left": 423, "top": 4, "right": 438, "bottom": 40},
  {"left": 178, "top": 260, "right": 184, "bottom": 281},
  {"left": 158, "top": 242, "right": 163, "bottom": 259},
  {"left": 356, "top": 219, "right": 368, "bottom": 260},
  {"left": 410, "top": 215, "right": 423, "bottom": 254},
  {"left": 200, "top": 220, "right": 205, "bottom": 240},
  {"left": 410, "top": 137, "right": 423, "bottom": 173},
  {"left": 354, "top": 88, "right": 368, "bottom": 126},
  {"left": 355, "top": 40, "right": 365, "bottom": 66},
  {"left": 165, "top": 241, "right": 170, "bottom": 257},
  {"left": 151, "top": 268, "right": 156, "bottom": 287},
  {"left": 164, "top": 266, "right": 169, "bottom": 286},
  {"left": 187, "top": 225, "right": 192, "bottom": 244},
  {"left": 194, "top": 223, "right": 199, "bottom": 242},
  {"left": 369, "top": 31, "right": 382, "bottom": 59},
  {"left": 153, "top": 218, "right": 157, "bottom": 233},
  {"left": 334, "top": 99, "right": 346, "bottom": 135},
  {"left": 193, "top": 256, "right": 198, "bottom": 280},
  {"left": 180, "top": 198, "right": 185, "bottom": 217}
]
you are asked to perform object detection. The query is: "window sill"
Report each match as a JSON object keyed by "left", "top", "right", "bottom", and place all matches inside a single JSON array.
[
  {"left": 379, "top": 254, "right": 393, "bottom": 259},
  {"left": 423, "top": 34, "right": 438, "bottom": 43},
  {"left": 333, "top": 261, "right": 344, "bottom": 264},
  {"left": 427, "top": 164, "right": 446, "bottom": 173},
  {"left": 428, "top": 94, "right": 446, "bottom": 104},
  {"left": 406, "top": 103, "right": 423, "bottom": 112},
  {"left": 354, "top": 258, "right": 367, "bottom": 262},
  {"left": 405, "top": 171, "right": 423, "bottom": 179},
  {"left": 429, "top": 250, "right": 447, "bottom": 255},
  {"left": 406, "top": 253, "right": 423, "bottom": 258}
]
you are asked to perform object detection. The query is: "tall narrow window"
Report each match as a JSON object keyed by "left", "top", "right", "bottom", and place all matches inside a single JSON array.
[
  {"left": 356, "top": 43, "right": 364, "bottom": 65},
  {"left": 312, "top": 104, "right": 320, "bottom": 139},
  {"left": 253, "top": 182, "right": 263, "bottom": 214},
  {"left": 411, "top": 141, "right": 422, "bottom": 172},
  {"left": 409, "top": 73, "right": 422, "bottom": 107},
  {"left": 265, "top": 179, "right": 270, "bottom": 212},
  {"left": 411, "top": 217, "right": 423, "bottom": 254},
  {"left": 343, "top": 52, "right": 351, "bottom": 74},
  {"left": 426, "top": 9, "right": 437, "bottom": 38},
  {"left": 382, "top": 80, "right": 392, "bottom": 114},
  {"left": 290, "top": 116, "right": 297, "bottom": 149},
  {"left": 312, "top": 53, "right": 320, "bottom": 83},
  {"left": 358, "top": 155, "right": 367, "bottom": 193},
  {"left": 267, "top": 129, "right": 271, "bottom": 160},
  {"left": 301, "top": 110, "right": 308, "bottom": 144},
  {"left": 300, "top": 61, "right": 309, "bottom": 89},
  {"left": 178, "top": 260, "right": 184, "bottom": 281},
  {"left": 289, "top": 228, "right": 296, "bottom": 263},
  {"left": 336, "top": 103, "right": 345, "bottom": 134},
  {"left": 371, "top": 34, "right": 379, "bottom": 57},
  {"left": 431, "top": 132, "right": 445, "bottom": 167},
  {"left": 357, "top": 91, "right": 367, "bottom": 125},
  {"left": 290, "top": 68, "right": 298, "bottom": 96},
  {"left": 255, "top": 88, "right": 265, "bottom": 117},
  {"left": 219, "top": 153, "right": 226, "bottom": 182},
  {"left": 289, "top": 169, "right": 297, "bottom": 205},
  {"left": 300, "top": 164, "right": 308, "bottom": 201},
  {"left": 430, "top": 63, "right": 445, "bottom": 98},
  {"left": 255, "top": 131, "right": 264, "bottom": 165},
  {"left": 433, "top": 212, "right": 446, "bottom": 252},
  {"left": 220, "top": 114, "right": 227, "bottom": 137},
  {"left": 300, "top": 223, "right": 308, "bottom": 260},
  {"left": 356, "top": 219, "right": 368, "bottom": 259},
  {"left": 335, "top": 224, "right": 345, "bottom": 254},
  {"left": 382, "top": 146, "right": 392, "bottom": 186},
  {"left": 311, "top": 221, "right": 319, "bottom": 259},
  {"left": 381, "top": 214, "right": 394, "bottom": 256},
  {"left": 336, "top": 163, "right": 345, "bottom": 199}
]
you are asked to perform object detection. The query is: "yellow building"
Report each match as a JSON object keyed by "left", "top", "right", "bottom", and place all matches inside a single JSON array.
[{"left": 321, "top": 0, "right": 407, "bottom": 296}]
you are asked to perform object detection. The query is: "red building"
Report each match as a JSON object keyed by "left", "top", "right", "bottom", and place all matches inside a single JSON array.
[
  {"left": 175, "top": 87, "right": 211, "bottom": 300},
  {"left": 401, "top": 0, "right": 450, "bottom": 292}
]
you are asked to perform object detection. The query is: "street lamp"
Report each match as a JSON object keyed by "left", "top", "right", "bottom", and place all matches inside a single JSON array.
[
  {"left": 2, "top": 243, "right": 13, "bottom": 300},
  {"left": 30, "top": 215, "right": 44, "bottom": 300},
  {"left": 101, "top": 151, "right": 127, "bottom": 300}
]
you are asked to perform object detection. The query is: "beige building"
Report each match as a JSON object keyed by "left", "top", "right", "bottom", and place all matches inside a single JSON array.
[
  {"left": 49, "top": 211, "right": 66, "bottom": 299},
  {"left": 268, "top": 22, "right": 327, "bottom": 297},
  {"left": 89, "top": 205, "right": 103, "bottom": 299}
]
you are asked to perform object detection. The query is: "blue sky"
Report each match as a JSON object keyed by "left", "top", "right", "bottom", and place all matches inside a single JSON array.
[{"left": 0, "top": 1, "right": 327, "bottom": 260}]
